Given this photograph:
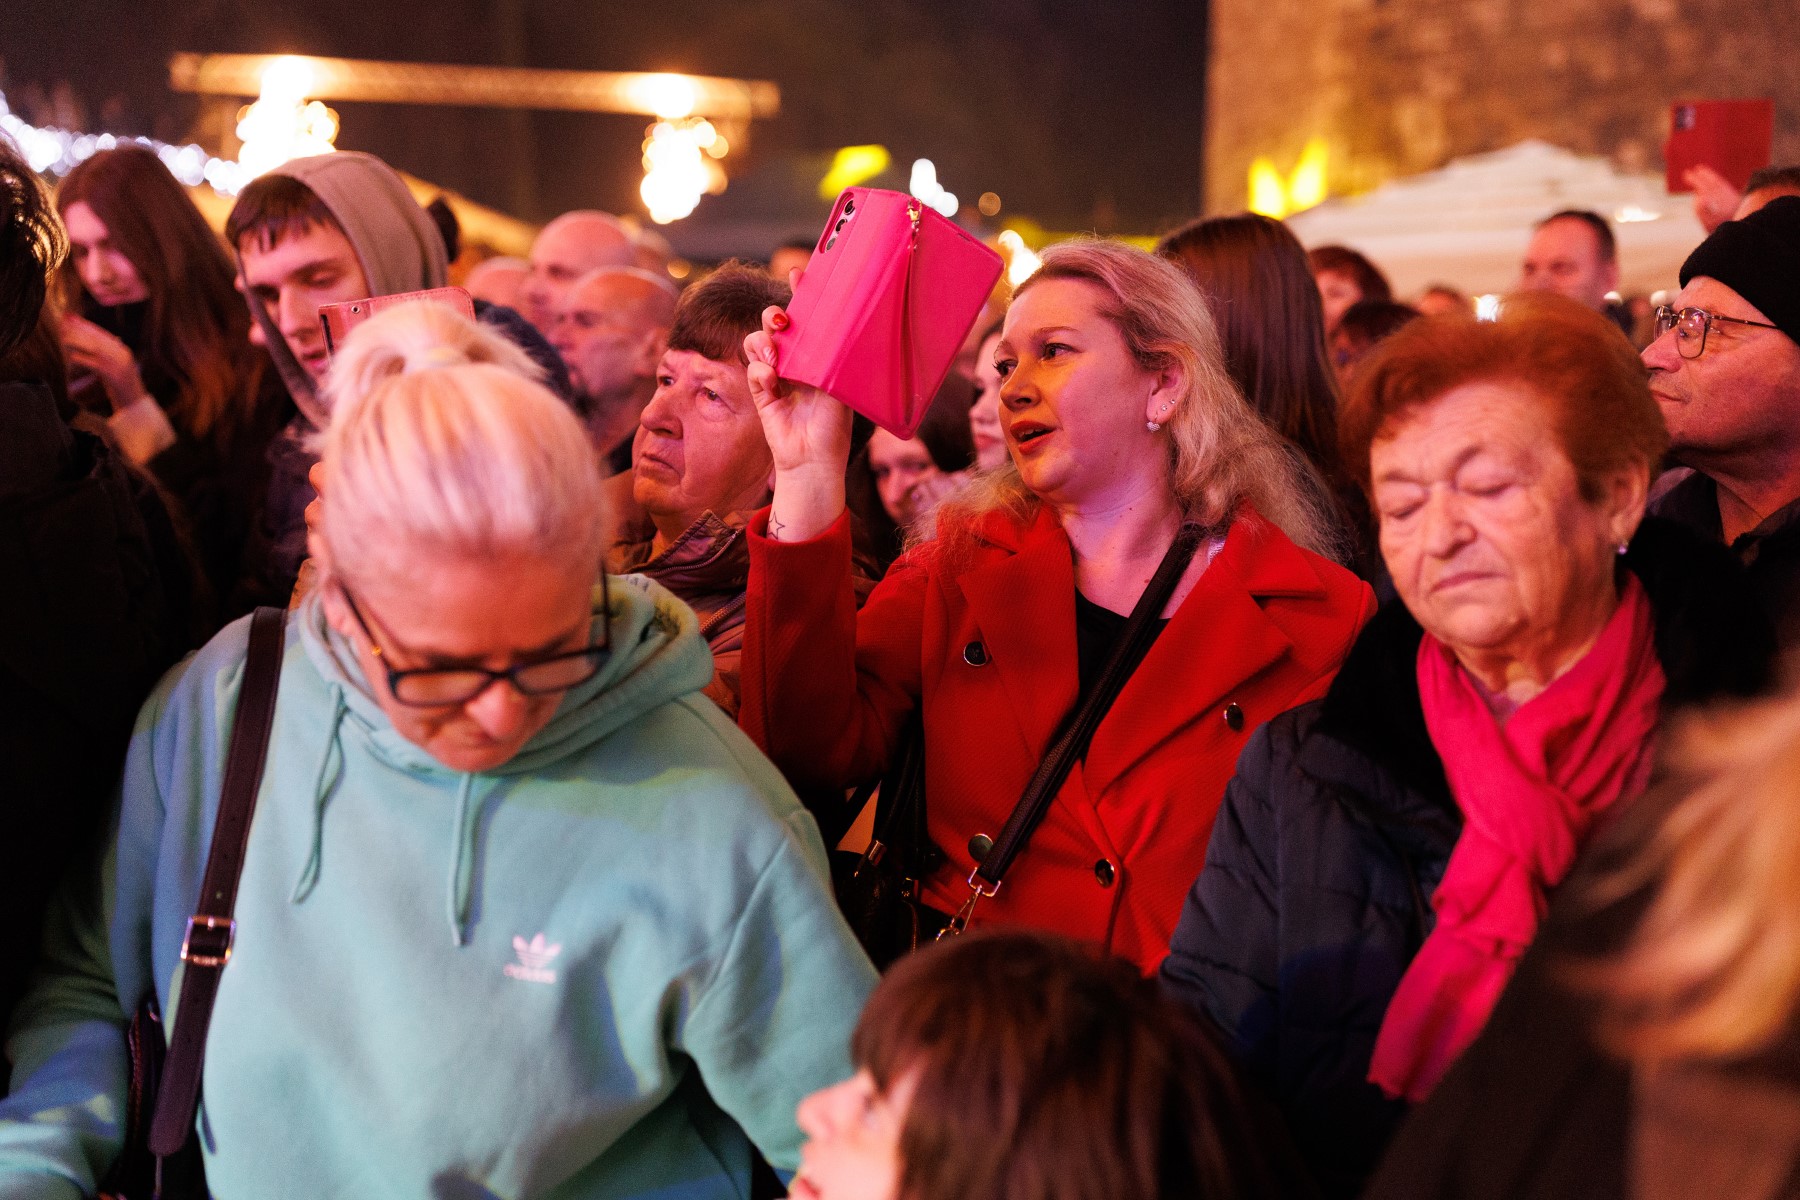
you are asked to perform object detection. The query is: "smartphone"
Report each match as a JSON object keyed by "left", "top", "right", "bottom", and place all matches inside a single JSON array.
[
  {"left": 1665, "top": 99, "right": 1774, "bottom": 194},
  {"left": 319, "top": 286, "right": 477, "bottom": 358}
]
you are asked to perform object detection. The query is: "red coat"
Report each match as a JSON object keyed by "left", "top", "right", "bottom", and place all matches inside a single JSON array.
[{"left": 740, "top": 503, "right": 1375, "bottom": 971}]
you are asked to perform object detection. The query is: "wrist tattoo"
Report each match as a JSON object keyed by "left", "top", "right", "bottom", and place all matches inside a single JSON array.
[{"left": 769, "top": 516, "right": 787, "bottom": 542}]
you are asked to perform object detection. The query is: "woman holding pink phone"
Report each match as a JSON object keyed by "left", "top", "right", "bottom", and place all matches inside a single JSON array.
[{"left": 738, "top": 239, "right": 1374, "bottom": 971}]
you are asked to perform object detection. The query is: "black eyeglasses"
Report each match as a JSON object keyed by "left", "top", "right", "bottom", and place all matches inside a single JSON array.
[
  {"left": 1653, "top": 305, "right": 1782, "bottom": 360},
  {"left": 338, "top": 577, "right": 611, "bottom": 707}
]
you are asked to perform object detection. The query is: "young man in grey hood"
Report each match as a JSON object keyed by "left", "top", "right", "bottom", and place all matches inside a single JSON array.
[{"left": 227, "top": 151, "right": 571, "bottom": 607}]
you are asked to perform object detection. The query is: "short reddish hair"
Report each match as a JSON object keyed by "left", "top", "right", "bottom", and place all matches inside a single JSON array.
[{"left": 1339, "top": 292, "right": 1666, "bottom": 503}]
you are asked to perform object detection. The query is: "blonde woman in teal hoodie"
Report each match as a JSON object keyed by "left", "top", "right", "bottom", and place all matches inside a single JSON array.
[{"left": 0, "top": 315, "right": 877, "bottom": 1198}]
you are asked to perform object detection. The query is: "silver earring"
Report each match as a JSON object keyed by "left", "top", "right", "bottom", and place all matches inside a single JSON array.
[{"left": 1146, "top": 420, "right": 1162, "bottom": 432}]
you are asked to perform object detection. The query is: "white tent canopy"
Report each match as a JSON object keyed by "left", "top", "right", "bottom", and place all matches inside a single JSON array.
[{"left": 1285, "top": 140, "right": 1708, "bottom": 300}]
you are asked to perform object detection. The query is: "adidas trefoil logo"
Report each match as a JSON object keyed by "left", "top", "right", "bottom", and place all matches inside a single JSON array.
[{"left": 504, "top": 933, "right": 562, "bottom": 984}]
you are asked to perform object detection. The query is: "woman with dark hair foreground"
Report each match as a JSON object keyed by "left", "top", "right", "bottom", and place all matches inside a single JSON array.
[
  {"left": 792, "top": 931, "right": 1312, "bottom": 1200},
  {"left": 1366, "top": 679, "right": 1800, "bottom": 1199},
  {"left": 741, "top": 239, "right": 1370, "bottom": 971},
  {"left": 56, "top": 145, "right": 290, "bottom": 613},
  {"left": 1161, "top": 294, "right": 1773, "bottom": 1197}
]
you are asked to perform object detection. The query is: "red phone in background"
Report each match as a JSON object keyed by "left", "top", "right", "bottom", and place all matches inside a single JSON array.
[
  {"left": 1666, "top": 99, "right": 1774, "bottom": 194},
  {"left": 319, "top": 286, "right": 477, "bottom": 359},
  {"left": 772, "top": 188, "right": 1003, "bottom": 439}
]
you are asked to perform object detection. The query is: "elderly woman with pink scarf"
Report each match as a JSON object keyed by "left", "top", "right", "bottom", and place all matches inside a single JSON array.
[{"left": 1159, "top": 294, "right": 1775, "bottom": 1199}]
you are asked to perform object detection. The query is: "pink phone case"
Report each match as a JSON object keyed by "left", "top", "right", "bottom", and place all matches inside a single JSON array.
[
  {"left": 319, "top": 286, "right": 478, "bottom": 358},
  {"left": 772, "top": 188, "right": 1004, "bottom": 439}
]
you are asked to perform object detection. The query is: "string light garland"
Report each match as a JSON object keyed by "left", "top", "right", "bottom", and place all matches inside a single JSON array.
[{"left": 0, "top": 86, "right": 250, "bottom": 194}]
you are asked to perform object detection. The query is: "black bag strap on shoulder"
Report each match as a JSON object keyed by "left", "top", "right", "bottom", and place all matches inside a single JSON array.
[
  {"left": 147, "top": 606, "right": 287, "bottom": 1160},
  {"left": 940, "top": 522, "right": 1207, "bottom": 937}
]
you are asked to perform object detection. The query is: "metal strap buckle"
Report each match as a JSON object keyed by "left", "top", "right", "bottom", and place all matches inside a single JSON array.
[
  {"left": 180, "top": 915, "right": 236, "bottom": 967},
  {"left": 936, "top": 869, "right": 1000, "bottom": 941}
]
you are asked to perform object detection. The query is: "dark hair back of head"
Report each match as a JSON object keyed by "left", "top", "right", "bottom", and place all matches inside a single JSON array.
[
  {"left": 1538, "top": 209, "right": 1617, "bottom": 263},
  {"left": 1308, "top": 244, "right": 1392, "bottom": 303},
  {"left": 854, "top": 931, "right": 1305, "bottom": 1200},
  {"left": 1336, "top": 298, "right": 1421, "bottom": 351},
  {"left": 665, "top": 260, "right": 791, "bottom": 365},
  {"left": 1157, "top": 213, "right": 1344, "bottom": 483},
  {"left": 0, "top": 137, "right": 65, "bottom": 358},
  {"left": 1746, "top": 164, "right": 1800, "bottom": 196},
  {"left": 226, "top": 171, "right": 340, "bottom": 254}
]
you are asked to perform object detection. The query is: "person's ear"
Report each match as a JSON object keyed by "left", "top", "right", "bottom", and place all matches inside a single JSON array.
[
  {"left": 632, "top": 328, "right": 667, "bottom": 378},
  {"left": 1144, "top": 362, "right": 1187, "bottom": 426},
  {"left": 1601, "top": 464, "right": 1651, "bottom": 549}
]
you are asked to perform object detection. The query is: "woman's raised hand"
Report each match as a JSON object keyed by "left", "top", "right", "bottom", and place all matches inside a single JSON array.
[
  {"left": 59, "top": 313, "right": 147, "bottom": 414},
  {"left": 744, "top": 305, "right": 852, "bottom": 542}
]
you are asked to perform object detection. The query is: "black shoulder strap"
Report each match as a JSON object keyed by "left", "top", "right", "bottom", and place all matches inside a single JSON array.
[
  {"left": 942, "top": 522, "right": 1208, "bottom": 935},
  {"left": 148, "top": 606, "right": 287, "bottom": 1157}
]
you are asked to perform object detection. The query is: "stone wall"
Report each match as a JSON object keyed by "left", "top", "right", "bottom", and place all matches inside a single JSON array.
[{"left": 1205, "top": 0, "right": 1800, "bottom": 214}]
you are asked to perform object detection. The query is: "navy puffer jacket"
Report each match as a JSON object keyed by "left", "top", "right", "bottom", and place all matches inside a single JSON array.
[{"left": 1159, "top": 517, "right": 1774, "bottom": 1199}]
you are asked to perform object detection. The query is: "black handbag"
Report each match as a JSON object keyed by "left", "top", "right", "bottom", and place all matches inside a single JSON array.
[
  {"left": 830, "top": 713, "right": 945, "bottom": 969},
  {"left": 99, "top": 606, "right": 287, "bottom": 1200}
]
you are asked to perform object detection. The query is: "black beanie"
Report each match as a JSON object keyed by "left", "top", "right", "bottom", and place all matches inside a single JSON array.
[{"left": 1680, "top": 194, "right": 1800, "bottom": 347}]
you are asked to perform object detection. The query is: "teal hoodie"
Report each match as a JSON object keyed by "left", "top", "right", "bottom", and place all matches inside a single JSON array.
[{"left": 0, "top": 574, "right": 876, "bottom": 1199}]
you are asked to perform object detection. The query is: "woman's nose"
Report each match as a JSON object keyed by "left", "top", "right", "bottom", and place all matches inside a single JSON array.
[
  {"left": 1420, "top": 488, "right": 1470, "bottom": 556},
  {"left": 462, "top": 677, "right": 532, "bottom": 740}
]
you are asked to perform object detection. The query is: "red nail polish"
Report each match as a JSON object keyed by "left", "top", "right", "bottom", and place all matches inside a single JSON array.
[{"left": 772, "top": 312, "right": 789, "bottom": 330}]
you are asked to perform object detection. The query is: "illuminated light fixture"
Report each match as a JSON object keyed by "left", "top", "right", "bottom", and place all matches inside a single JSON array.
[
  {"left": 977, "top": 191, "right": 1002, "bottom": 217},
  {"left": 1475, "top": 294, "right": 1502, "bottom": 322},
  {"left": 0, "top": 86, "right": 249, "bottom": 193},
  {"left": 909, "top": 158, "right": 958, "bottom": 219},
  {"left": 1248, "top": 157, "right": 1289, "bottom": 218},
  {"left": 234, "top": 55, "right": 341, "bottom": 179},
  {"left": 997, "top": 229, "right": 1042, "bottom": 288},
  {"left": 819, "top": 144, "right": 891, "bottom": 200},
  {"left": 1248, "top": 137, "right": 1331, "bottom": 219},
  {"left": 629, "top": 73, "right": 700, "bottom": 120},
  {"left": 1287, "top": 139, "right": 1328, "bottom": 212},
  {"left": 1615, "top": 204, "right": 1661, "bottom": 223},
  {"left": 641, "top": 117, "right": 729, "bottom": 224}
]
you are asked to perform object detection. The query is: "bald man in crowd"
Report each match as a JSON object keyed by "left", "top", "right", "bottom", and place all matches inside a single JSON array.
[
  {"left": 551, "top": 265, "right": 681, "bottom": 474},
  {"left": 463, "top": 255, "right": 530, "bottom": 310},
  {"left": 520, "top": 209, "right": 636, "bottom": 334}
]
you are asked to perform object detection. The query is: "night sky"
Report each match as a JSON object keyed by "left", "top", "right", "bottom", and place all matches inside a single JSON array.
[{"left": 0, "top": 1, "right": 1208, "bottom": 252}]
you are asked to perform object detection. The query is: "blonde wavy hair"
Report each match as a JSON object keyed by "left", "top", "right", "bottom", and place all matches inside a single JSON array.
[
  {"left": 1576, "top": 685, "right": 1800, "bottom": 1063},
  {"left": 319, "top": 309, "right": 602, "bottom": 593},
  {"left": 925, "top": 239, "right": 1343, "bottom": 562}
]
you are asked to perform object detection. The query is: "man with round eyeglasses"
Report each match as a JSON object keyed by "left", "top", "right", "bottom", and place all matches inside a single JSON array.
[{"left": 1645, "top": 196, "right": 1800, "bottom": 649}]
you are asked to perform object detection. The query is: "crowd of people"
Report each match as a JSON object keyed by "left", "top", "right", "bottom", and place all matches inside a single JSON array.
[{"left": 2, "top": 120, "right": 1800, "bottom": 1199}]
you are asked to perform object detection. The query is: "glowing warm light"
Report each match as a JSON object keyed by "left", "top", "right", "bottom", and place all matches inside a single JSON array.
[
  {"left": 1287, "top": 138, "right": 1328, "bottom": 212},
  {"left": 640, "top": 117, "right": 728, "bottom": 224},
  {"left": 0, "top": 87, "right": 249, "bottom": 193},
  {"left": 235, "top": 56, "right": 340, "bottom": 178},
  {"left": 819, "top": 144, "right": 891, "bottom": 200},
  {"left": 977, "top": 191, "right": 1002, "bottom": 217},
  {"left": 909, "top": 158, "right": 958, "bottom": 219},
  {"left": 997, "top": 229, "right": 1042, "bottom": 288},
  {"left": 1475, "top": 294, "right": 1502, "bottom": 321},
  {"left": 630, "top": 74, "right": 699, "bottom": 120},
  {"left": 1249, "top": 140, "right": 1333, "bottom": 218},
  {"left": 1615, "top": 204, "right": 1661, "bottom": 223},
  {"left": 1248, "top": 157, "right": 1288, "bottom": 218}
]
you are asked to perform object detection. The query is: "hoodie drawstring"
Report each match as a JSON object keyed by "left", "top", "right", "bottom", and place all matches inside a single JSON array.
[
  {"left": 448, "top": 773, "right": 479, "bottom": 947},
  {"left": 292, "top": 683, "right": 347, "bottom": 904}
]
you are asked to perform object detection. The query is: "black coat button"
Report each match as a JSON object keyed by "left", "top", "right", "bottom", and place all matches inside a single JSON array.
[
  {"left": 968, "top": 833, "right": 994, "bottom": 862},
  {"left": 963, "top": 640, "right": 989, "bottom": 666},
  {"left": 1094, "top": 859, "right": 1116, "bottom": 888},
  {"left": 1223, "top": 702, "right": 1245, "bottom": 731}
]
